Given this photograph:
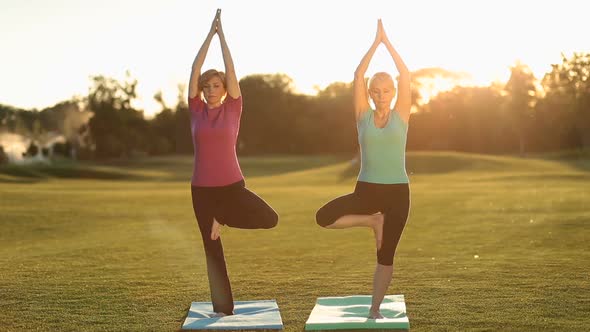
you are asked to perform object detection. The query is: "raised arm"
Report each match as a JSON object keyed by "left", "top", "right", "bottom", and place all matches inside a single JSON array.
[
  {"left": 353, "top": 20, "right": 382, "bottom": 121},
  {"left": 216, "top": 10, "right": 241, "bottom": 99},
  {"left": 380, "top": 21, "right": 411, "bottom": 123},
  {"left": 188, "top": 10, "right": 220, "bottom": 99}
]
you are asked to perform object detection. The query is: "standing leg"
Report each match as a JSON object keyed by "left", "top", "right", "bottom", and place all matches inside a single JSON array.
[
  {"left": 369, "top": 264, "right": 394, "bottom": 319},
  {"left": 215, "top": 181, "right": 279, "bottom": 229},
  {"left": 370, "top": 184, "right": 410, "bottom": 318},
  {"left": 191, "top": 186, "right": 234, "bottom": 315}
]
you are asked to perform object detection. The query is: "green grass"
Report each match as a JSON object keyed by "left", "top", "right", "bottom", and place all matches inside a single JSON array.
[{"left": 1, "top": 152, "right": 589, "bottom": 331}]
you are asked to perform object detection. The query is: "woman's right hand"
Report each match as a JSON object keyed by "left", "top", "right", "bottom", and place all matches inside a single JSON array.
[
  {"left": 209, "top": 9, "right": 221, "bottom": 35},
  {"left": 216, "top": 9, "right": 225, "bottom": 37},
  {"left": 374, "top": 19, "right": 384, "bottom": 44},
  {"left": 378, "top": 19, "right": 392, "bottom": 46}
]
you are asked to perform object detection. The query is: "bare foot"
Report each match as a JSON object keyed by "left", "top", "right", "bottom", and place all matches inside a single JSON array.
[
  {"left": 372, "top": 214, "right": 384, "bottom": 250},
  {"left": 209, "top": 312, "right": 227, "bottom": 318},
  {"left": 211, "top": 218, "right": 221, "bottom": 241},
  {"left": 368, "top": 309, "right": 384, "bottom": 319}
]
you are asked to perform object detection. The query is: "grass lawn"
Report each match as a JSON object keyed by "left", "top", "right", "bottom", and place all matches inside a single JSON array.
[{"left": 1, "top": 152, "right": 589, "bottom": 331}]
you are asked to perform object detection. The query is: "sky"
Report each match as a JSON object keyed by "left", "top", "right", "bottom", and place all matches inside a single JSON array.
[{"left": 1, "top": 0, "right": 588, "bottom": 117}]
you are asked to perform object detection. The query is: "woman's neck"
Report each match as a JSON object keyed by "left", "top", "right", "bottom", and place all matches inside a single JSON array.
[{"left": 374, "top": 106, "right": 390, "bottom": 117}]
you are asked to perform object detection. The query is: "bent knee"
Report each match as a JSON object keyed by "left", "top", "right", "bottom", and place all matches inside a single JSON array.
[
  {"left": 315, "top": 209, "right": 333, "bottom": 228},
  {"left": 264, "top": 211, "right": 279, "bottom": 229}
]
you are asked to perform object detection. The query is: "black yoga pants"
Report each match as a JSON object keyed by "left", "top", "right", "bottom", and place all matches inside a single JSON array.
[
  {"left": 315, "top": 181, "right": 410, "bottom": 266},
  {"left": 191, "top": 179, "right": 278, "bottom": 314}
]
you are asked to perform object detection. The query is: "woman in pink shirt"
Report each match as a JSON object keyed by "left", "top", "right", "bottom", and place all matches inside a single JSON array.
[{"left": 188, "top": 9, "right": 278, "bottom": 317}]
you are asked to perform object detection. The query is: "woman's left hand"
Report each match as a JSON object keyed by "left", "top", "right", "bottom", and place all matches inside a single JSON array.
[
  {"left": 216, "top": 9, "right": 224, "bottom": 36},
  {"left": 378, "top": 19, "right": 391, "bottom": 45}
]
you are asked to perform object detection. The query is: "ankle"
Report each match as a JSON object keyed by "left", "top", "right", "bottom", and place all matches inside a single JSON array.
[
  {"left": 372, "top": 213, "right": 384, "bottom": 224},
  {"left": 369, "top": 215, "right": 383, "bottom": 231}
]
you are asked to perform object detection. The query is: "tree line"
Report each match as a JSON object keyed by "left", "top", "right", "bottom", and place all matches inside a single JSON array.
[{"left": 1, "top": 52, "right": 588, "bottom": 162}]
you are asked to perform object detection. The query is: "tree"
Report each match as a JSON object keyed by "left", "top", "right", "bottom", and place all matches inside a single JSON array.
[
  {"left": 149, "top": 91, "right": 175, "bottom": 155},
  {"left": 239, "top": 74, "right": 300, "bottom": 154},
  {"left": 310, "top": 82, "right": 356, "bottom": 154},
  {"left": 541, "top": 53, "right": 590, "bottom": 149},
  {"left": 39, "top": 100, "right": 91, "bottom": 159},
  {"left": 173, "top": 84, "right": 193, "bottom": 154},
  {"left": 504, "top": 62, "right": 538, "bottom": 156},
  {"left": 410, "top": 85, "right": 505, "bottom": 153},
  {"left": 86, "top": 73, "right": 149, "bottom": 159}
]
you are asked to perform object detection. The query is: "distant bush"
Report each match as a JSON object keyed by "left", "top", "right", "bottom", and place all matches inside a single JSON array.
[
  {"left": 25, "top": 143, "right": 39, "bottom": 157},
  {"left": 0, "top": 146, "right": 8, "bottom": 164}
]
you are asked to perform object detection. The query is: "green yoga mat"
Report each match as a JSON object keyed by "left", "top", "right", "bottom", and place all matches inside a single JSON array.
[
  {"left": 182, "top": 300, "right": 283, "bottom": 330},
  {"left": 305, "top": 295, "right": 409, "bottom": 330}
]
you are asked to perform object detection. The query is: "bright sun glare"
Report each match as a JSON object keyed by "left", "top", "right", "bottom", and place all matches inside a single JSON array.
[{"left": 0, "top": 0, "right": 587, "bottom": 117}]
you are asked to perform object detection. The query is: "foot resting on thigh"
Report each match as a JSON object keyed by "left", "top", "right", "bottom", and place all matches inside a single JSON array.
[
  {"left": 372, "top": 213, "right": 384, "bottom": 250},
  {"left": 211, "top": 218, "right": 222, "bottom": 241}
]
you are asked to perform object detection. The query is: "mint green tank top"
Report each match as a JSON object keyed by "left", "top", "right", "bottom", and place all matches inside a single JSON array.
[{"left": 357, "top": 109, "right": 409, "bottom": 184}]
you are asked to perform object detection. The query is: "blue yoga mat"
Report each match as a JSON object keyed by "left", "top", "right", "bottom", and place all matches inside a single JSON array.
[
  {"left": 305, "top": 295, "right": 409, "bottom": 330},
  {"left": 182, "top": 300, "right": 283, "bottom": 330}
]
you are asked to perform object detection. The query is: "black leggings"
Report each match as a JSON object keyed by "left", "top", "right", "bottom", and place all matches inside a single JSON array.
[
  {"left": 191, "top": 180, "right": 278, "bottom": 315},
  {"left": 316, "top": 181, "right": 410, "bottom": 266}
]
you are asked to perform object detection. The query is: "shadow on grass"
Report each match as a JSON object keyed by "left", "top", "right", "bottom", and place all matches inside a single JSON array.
[
  {"left": 5, "top": 151, "right": 587, "bottom": 183},
  {"left": 529, "top": 149, "right": 590, "bottom": 173},
  {"left": 0, "top": 175, "right": 41, "bottom": 184},
  {"left": 473, "top": 173, "right": 590, "bottom": 183},
  {"left": 0, "top": 163, "right": 144, "bottom": 183},
  {"left": 0, "top": 155, "right": 349, "bottom": 183},
  {"left": 240, "top": 155, "right": 348, "bottom": 177}
]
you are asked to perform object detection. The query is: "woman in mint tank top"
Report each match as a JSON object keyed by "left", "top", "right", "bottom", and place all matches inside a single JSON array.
[
  {"left": 187, "top": 9, "right": 278, "bottom": 317},
  {"left": 315, "top": 19, "right": 411, "bottom": 319}
]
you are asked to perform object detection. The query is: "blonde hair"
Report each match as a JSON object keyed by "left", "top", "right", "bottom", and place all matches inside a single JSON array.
[
  {"left": 199, "top": 69, "right": 227, "bottom": 90},
  {"left": 368, "top": 72, "right": 395, "bottom": 90}
]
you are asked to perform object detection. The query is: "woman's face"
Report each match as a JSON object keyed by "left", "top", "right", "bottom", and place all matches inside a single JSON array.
[
  {"left": 369, "top": 79, "right": 396, "bottom": 109},
  {"left": 202, "top": 76, "right": 226, "bottom": 106}
]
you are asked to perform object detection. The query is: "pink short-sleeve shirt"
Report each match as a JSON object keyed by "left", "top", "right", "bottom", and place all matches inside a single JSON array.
[{"left": 189, "top": 95, "right": 244, "bottom": 187}]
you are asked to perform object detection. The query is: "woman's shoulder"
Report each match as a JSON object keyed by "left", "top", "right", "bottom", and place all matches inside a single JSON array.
[
  {"left": 188, "top": 95, "right": 205, "bottom": 113},
  {"left": 223, "top": 94, "right": 243, "bottom": 112},
  {"left": 357, "top": 108, "right": 372, "bottom": 124},
  {"left": 392, "top": 108, "right": 409, "bottom": 127},
  {"left": 223, "top": 94, "right": 242, "bottom": 104}
]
